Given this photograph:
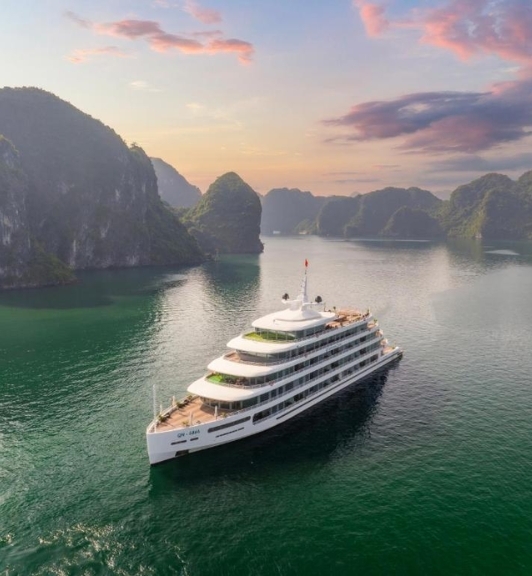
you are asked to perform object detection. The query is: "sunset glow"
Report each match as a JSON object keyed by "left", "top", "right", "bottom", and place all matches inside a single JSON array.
[{"left": 2, "top": 0, "right": 532, "bottom": 196}]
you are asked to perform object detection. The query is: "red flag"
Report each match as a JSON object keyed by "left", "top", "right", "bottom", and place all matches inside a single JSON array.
[{"left": 304, "top": 259, "right": 308, "bottom": 268}]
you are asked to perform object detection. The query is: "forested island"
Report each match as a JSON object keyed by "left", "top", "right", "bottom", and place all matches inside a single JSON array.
[
  {"left": 261, "top": 173, "right": 532, "bottom": 241},
  {"left": 178, "top": 172, "right": 263, "bottom": 255}
]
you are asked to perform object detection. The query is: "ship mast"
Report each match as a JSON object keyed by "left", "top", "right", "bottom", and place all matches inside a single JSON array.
[{"left": 297, "top": 259, "right": 309, "bottom": 306}]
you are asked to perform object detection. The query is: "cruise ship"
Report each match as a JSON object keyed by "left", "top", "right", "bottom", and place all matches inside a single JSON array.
[{"left": 146, "top": 267, "right": 402, "bottom": 465}]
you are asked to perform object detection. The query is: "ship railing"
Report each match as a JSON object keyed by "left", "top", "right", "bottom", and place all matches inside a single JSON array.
[
  {"left": 224, "top": 322, "right": 380, "bottom": 370},
  {"left": 151, "top": 344, "right": 392, "bottom": 432},
  {"left": 216, "top": 342, "right": 380, "bottom": 415},
  {"left": 221, "top": 346, "right": 383, "bottom": 419},
  {"left": 242, "top": 311, "right": 371, "bottom": 345},
  {"left": 147, "top": 395, "right": 202, "bottom": 433},
  {"left": 215, "top": 327, "right": 382, "bottom": 389}
]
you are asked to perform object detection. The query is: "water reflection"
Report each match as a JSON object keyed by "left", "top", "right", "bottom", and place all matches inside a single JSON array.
[
  {"left": 446, "top": 238, "right": 532, "bottom": 269},
  {"left": 148, "top": 363, "right": 399, "bottom": 490},
  {"left": 199, "top": 255, "right": 261, "bottom": 313},
  {"left": 0, "top": 265, "right": 195, "bottom": 310}
]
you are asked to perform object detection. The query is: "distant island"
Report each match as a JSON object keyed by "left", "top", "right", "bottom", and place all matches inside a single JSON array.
[
  {"left": 261, "top": 173, "right": 532, "bottom": 241},
  {"left": 150, "top": 157, "right": 201, "bottom": 208}
]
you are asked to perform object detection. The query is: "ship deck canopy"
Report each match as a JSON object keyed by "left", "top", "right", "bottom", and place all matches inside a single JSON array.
[
  {"left": 187, "top": 378, "right": 268, "bottom": 401},
  {"left": 207, "top": 355, "right": 296, "bottom": 378},
  {"left": 252, "top": 308, "right": 335, "bottom": 332}
]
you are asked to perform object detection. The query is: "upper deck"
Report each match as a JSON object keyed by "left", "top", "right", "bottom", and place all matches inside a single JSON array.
[{"left": 231, "top": 308, "right": 371, "bottom": 351}]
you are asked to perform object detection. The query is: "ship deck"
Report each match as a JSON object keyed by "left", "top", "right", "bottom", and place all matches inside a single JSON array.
[
  {"left": 155, "top": 396, "right": 220, "bottom": 431},
  {"left": 152, "top": 344, "right": 399, "bottom": 433},
  {"left": 326, "top": 308, "right": 369, "bottom": 328}
]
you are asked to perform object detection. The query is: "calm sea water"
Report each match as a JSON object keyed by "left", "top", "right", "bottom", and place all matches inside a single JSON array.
[{"left": 2, "top": 237, "right": 532, "bottom": 575}]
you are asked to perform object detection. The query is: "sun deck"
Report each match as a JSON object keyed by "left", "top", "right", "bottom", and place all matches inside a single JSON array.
[
  {"left": 326, "top": 309, "right": 368, "bottom": 328},
  {"left": 242, "top": 308, "right": 370, "bottom": 344}
]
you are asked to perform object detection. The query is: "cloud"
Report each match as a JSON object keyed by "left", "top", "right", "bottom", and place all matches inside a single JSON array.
[
  {"left": 64, "top": 10, "right": 91, "bottom": 28},
  {"left": 324, "top": 73, "right": 532, "bottom": 153},
  {"left": 353, "top": 0, "right": 532, "bottom": 65},
  {"left": 206, "top": 38, "right": 254, "bottom": 64},
  {"left": 183, "top": 0, "right": 222, "bottom": 24},
  {"left": 429, "top": 152, "right": 532, "bottom": 173},
  {"left": 65, "top": 12, "right": 253, "bottom": 64},
  {"left": 192, "top": 29, "right": 223, "bottom": 38},
  {"left": 353, "top": 1, "right": 389, "bottom": 37},
  {"left": 129, "top": 80, "right": 162, "bottom": 92},
  {"left": 344, "top": 0, "right": 532, "bottom": 155},
  {"left": 419, "top": 0, "right": 532, "bottom": 64},
  {"left": 96, "top": 19, "right": 163, "bottom": 38},
  {"left": 67, "top": 46, "right": 129, "bottom": 63}
]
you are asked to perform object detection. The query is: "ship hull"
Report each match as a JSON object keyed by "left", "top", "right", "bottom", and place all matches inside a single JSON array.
[{"left": 146, "top": 347, "right": 402, "bottom": 465}]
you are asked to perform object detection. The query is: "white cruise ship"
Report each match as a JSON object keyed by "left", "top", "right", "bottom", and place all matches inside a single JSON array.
[{"left": 146, "top": 268, "right": 402, "bottom": 465}]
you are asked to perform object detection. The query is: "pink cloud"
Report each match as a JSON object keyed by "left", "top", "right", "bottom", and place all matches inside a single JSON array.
[
  {"left": 148, "top": 33, "right": 204, "bottom": 53},
  {"left": 183, "top": 0, "right": 222, "bottom": 24},
  {"left": 324, "top": 78, "right": 532, "bottom": 153},
  {"left": 342, "top": 0, "right": 532, "bottom": 155},
  {"left": 67, "top": 46, "right": 129, "bottom": 64},
  {"left": 353, "top": 1, "right": 389, "bottom": 37},
  {"left": 65, "top": 12, "right": 253, "bottom": 64},
  {"left": 353, "top": 0, "right": 532, "bottom": 65},
  {"left": 206, "top": 38, "right": 254, "bottom": 64},
  {"left": 95, "top": 19, "right": 162, "bottom": 38},
  {"left": 419, "top": 0, "right": 532, "bottom": 64}
]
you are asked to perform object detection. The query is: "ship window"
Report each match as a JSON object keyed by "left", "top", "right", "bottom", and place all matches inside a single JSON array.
[
  {"left": 242, "top": 397, "right": 256, "bottom": 408},
  {"left": 252, "top": 409, "right": 271, "bottom": 423},
  {"left": 208, "top": 416, "right": 251, "bottom": 433}
]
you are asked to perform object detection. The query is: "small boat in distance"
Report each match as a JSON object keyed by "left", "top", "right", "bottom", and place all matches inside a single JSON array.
[{"left": 146, "top": 262, "right": 402, "bottom": 465}]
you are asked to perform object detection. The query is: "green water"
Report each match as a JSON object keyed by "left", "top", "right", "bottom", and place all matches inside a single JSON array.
[{"left": 2, "top": 237, "right": 532, "bottom": 575}]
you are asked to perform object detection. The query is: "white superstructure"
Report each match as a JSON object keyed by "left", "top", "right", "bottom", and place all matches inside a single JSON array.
[{"left": 146, "top": 267, "right": 402, "bottom": 465}]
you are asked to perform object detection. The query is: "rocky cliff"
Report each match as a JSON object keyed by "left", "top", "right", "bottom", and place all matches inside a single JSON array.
[
  {"left": 440, "top": 173, "right": 532, "bottom": 239},
  {"left": 0, "top": 136, "right": 74, "bottom": 289},
  {"left": 151, "top": 157, "right": 201, "bottom": 208},
  {"left": 183, "top": 172, "right": 263, "bottom": 254},
  {"left": 316, "top": 187, "right": 442, "bottom": 237},
  {"left": 0, "top": 88, "right": 203, "bottom": 288},
  {"left": 381, "top": 207, "right": 444, "bottom": 238},
  {"left": 261, "top": 188, "right": 331, "bottom": 235}
]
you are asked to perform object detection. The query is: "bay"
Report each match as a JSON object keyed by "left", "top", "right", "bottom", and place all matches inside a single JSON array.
[{"left": 1, "top": 236, "right": 532, "bottom": 575}]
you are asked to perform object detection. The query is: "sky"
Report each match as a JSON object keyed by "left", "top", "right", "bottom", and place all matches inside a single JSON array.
[{"left": 1, "top": 0, "right": 532, "bottom": 197}]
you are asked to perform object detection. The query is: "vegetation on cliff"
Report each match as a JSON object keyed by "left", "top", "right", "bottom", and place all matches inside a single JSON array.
[
  {"left": 183, "top": 172, "right": 263, "bottom": 254},
  {"left": 381, "top": 207, "right": 444, "bottom": 238},
  {"left": 440, "top": 173, "right": 532, "bottom": 239},
  {"left": 262, "top": 173, "right": 532, "bottom": 241},
  {"left": 315, "top": 187, "right": 441, "bottom": 237},
  {"left": 150, "top": 157, "right": 201, "bottom": 208}
]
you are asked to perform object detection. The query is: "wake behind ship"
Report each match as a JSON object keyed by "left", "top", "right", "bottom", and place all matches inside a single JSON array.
[{"left": 146, "top": 265, "right": 402, "bottom": 464}]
